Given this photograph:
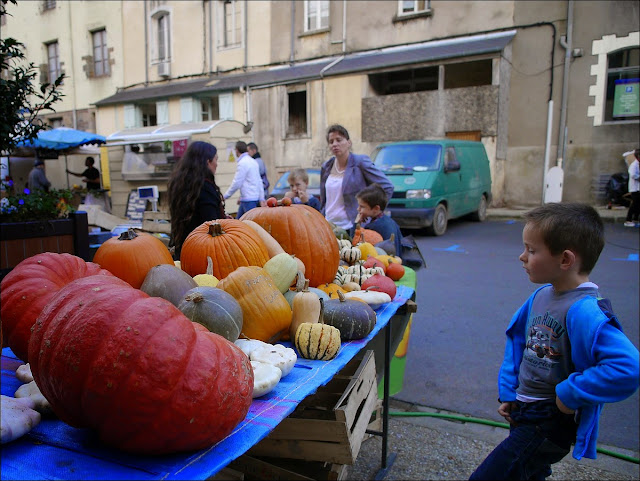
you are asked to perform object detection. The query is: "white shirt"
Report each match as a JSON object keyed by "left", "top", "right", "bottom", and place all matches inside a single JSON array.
[
  {"left": 324, "top": 172, "right": 352, "bottom": 229},
  {"left": 628, "top": 159, "right": 640, "bottom": 194},
  {"left": 223, "top": 152, "right": 265, "bottom": 201}
]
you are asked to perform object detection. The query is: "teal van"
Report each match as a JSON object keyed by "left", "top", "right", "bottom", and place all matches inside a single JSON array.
[{"left": 370, "top": 140, "right": 492, "bottom": 235}]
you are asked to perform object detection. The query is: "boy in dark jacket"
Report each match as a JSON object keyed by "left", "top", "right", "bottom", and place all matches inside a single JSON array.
[{"left": 355, "top": 183, "right": 403, "bottom": 256}]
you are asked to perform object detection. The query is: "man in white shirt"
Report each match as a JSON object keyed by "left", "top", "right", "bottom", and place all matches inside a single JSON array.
[
  {"left": 224, "top": 141, "right": 266, "bottom": 218},
  {"left": 624, "top": 148, "right": 640, "bottom": 227}
]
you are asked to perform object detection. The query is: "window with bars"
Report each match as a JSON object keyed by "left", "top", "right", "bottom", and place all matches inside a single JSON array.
[
  {"left": 304, "top": 0, "right": 329, "bottom": 32},
  {"left": 46, "top": 41, "right": 61, "bottom": 84},
  {"left": 92, "top": 29, "right": 110, "bottom": 77},
  {"left": 218, "top": 0, "right": 242, "bottom": 48}
]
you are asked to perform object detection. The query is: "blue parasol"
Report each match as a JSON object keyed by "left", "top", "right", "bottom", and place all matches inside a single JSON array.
[{"left": 15, "top": 127, "right": 106, "bottom": 188}]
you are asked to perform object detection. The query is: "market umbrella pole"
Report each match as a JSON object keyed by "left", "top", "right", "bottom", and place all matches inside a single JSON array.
[{"left": 65, "top": 153, "right": 70, "bottom": 188}]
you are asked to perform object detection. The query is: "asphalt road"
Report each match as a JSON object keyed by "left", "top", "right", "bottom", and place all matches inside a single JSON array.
[{"left": 394, "top": 218, "right": 639, "bottom": 452}]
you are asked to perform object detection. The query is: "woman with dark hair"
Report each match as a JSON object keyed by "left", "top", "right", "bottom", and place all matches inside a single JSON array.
[{"left": 168, "top": 141, "right": 225, "bottom": 258}]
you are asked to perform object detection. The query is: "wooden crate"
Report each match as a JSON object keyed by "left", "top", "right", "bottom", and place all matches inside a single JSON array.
[
  {"left": 228, "top": 456, "right": 347, "bottom": 481},
  {"left": 142, "top": 211, "right": 171, "bottom": 234},
  {"left": 246, "top": 350, "right": 378, "bottom": 466}
]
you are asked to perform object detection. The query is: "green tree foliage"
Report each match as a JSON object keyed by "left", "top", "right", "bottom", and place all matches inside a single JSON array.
[{"left": 0, "top": 0, "right": 65, "bottom": 153}]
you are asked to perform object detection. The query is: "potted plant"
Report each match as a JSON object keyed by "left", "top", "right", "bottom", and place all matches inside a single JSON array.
[{"left": 0, "top": 180, "right": 89, "bottom": 278}]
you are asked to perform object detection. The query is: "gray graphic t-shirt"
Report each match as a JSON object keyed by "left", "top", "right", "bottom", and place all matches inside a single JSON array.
[{"left": 516, "top": 284, "right": 599, "bottom": 401}]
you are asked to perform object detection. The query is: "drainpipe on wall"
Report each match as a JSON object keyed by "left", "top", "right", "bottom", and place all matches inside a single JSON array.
[
  {"left": 67, "top": 4, "right": 78, "bottom": 128},
  {"left": 244, "top": 0, "right": 248, "bottom": 70},
  {"left": 144, "top": 1, "right": 149, "bottom": 85},
  {"left": 209, "top": 0, "right": 213, "bottom": 72},
  {"left": 202, "top": 0, "right": 207, "bottom": 73},
  {"left": 556, "top": 0, "right": 574, "bottom": 169},
  {"left": 290, "top": 1, "right": 295, "bottom": 64},
  {"left": 542, "top": 99, "right": 554, "bottom": 203}
]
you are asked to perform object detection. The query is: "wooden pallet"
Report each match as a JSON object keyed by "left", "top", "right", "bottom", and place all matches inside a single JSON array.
[
  {"left": 142, "top": 211, "right": 171, "bottom": 234},
  {"left": 230, "top": 350, "right": 378, "bottom": 479}
]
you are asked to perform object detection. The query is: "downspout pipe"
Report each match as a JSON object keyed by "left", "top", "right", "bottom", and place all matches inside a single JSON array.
[
  {"left": 290, "top": 1, "right": 295, "bottom": 64},
  {"left": 556, "top": 0, "right": 574, "bottom": 169},
  {"left": 244, "top": 0, "right": 248, "bottom": 70},
  {"left": 144, "top": 1, "right": 149, "bottom": 85}
]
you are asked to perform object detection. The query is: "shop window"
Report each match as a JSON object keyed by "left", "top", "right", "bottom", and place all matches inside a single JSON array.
[
  {"left": 604, "top": 47, "right": 639, "bottom": 121},
  {"left": 304, "top": 0, "right": 329, "bottom": 32},
  {"left": 369, "top": 66, "right": 438, "bottom": 95}
]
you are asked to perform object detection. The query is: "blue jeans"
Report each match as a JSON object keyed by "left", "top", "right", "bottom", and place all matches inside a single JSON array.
[
  {"left": 237, "top": 200, "right": 259, "bottom": 218},
  {"left": 469, "top": 399, "right": 577, "bottom": 480}
]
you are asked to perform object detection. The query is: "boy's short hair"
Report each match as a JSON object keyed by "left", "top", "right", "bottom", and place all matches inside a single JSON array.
[
  {"left": 235, "top": 141, "right": 248, "bottom": 153},
  {"left": 523, "top": 203, "right": 604, "bottom": 274},
  {"left": 356, "top": 183, "right": 388, "bottom": 210},
  {"left": 287, "top": 168, "right": 309, "bottom": 184}
]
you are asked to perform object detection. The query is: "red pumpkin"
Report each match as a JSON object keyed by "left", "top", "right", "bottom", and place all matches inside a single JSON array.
[
  {"left": 180, "top": 219, "right": 270, "bottom": 280},
  {"left": 240, "top": 205, "right": 339, "bottom": 287},
  {"left": 28, "top": 275, "right": 253, "bottom": 455},
  {"left": 0, "top": 252, "right": 112, "bottom": 362},
  {"left": 92, "top": 228, "right": 174, "bottom": 288},
  {"left": 361, "top": 274, "right": 397, "bottom": 300},
  {"left": 352, "top": 225, "right": 383, "bottom": 246}
]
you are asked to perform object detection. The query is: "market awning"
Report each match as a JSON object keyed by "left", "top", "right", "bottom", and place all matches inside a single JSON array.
[
  {"left": 95, "top": 30, "right": 516, "bottom": 106},
  {"left": 15, "top": 127, "right": 106, "bottom": 151}
]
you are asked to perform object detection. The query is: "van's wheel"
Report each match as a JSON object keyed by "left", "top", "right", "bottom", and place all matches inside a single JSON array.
[
  {"left": 427, "top": 204, "right": 448, "bottom": 236},
  {"left": 471, "top": 195, "right": 488, "bottom": 222}
]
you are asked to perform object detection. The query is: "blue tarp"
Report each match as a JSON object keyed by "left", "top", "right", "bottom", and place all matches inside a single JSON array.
[
  {"left": 1, "top": 285, "right": 414, "bottom": 480},
  {"left": 15, "top": 127, "right": 106, "bottom": 151}
]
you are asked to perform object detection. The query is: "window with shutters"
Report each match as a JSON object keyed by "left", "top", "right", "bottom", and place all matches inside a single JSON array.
[
  {"left": 149, "top": 8, "right": 171, "bottom": 64},
  {"left": 92, "top": 29, "right": 110, "bottom": 77},
  {"left": 304, "top": 1, "right": 329, "bottom": 32},
  {"left": 201, "top": 97, "right": 220, "bottom": 121}
]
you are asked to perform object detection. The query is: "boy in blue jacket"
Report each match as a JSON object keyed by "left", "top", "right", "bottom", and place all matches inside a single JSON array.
[
  {"left": 470, "top": 203, "right": 639, "bottom": 480},
  {"left": 355, "top": 183, "right": 403, "bottom": 256}
]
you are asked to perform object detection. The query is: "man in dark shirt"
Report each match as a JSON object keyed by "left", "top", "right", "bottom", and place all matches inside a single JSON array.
[{"left": 67, "top": 156, "right": 101, "bottom": 190}]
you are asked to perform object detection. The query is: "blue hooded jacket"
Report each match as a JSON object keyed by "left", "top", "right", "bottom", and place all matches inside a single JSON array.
[{"left": 498, "top": 285, "right": 639, "bottom": 460}]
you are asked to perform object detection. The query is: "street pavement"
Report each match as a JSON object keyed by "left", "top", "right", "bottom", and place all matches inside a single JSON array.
[{"left": 349, "top": 204, "right": 640, "bottom": 480}]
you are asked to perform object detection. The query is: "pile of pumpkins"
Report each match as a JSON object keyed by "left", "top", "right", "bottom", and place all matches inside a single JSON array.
[{"left": 0, "top": 203, "right": 402, "bottom": 455}]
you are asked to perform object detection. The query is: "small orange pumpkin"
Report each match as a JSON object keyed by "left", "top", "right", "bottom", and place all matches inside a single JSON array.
[
  {"left": 352, "top": 224, "right": 383, "bottom": 246},
  {"left": 93, "top": 229, "right": 173, "bottom": 288},
  {"left": 180, "top": 219, "right": 270, "bottom": 280},
  {"left": 316, "top": 282, "right": 347, "bottom": 299}
]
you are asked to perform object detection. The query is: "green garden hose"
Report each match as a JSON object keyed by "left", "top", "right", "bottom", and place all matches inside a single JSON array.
[{"left": 389, "top": 411, "right": 639, "bottom": 464}]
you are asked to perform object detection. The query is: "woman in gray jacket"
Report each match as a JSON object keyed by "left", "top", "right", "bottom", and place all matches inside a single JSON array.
[{"left": 320, "top": 124, "right": 393, "bottom": 234}]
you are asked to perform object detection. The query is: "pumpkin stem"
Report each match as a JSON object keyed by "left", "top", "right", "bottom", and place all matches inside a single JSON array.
[
  {"left": 294, "top": 273, "right": 306, "bottom": 292},
  {"left": 118, "top": 228, "right": 139, "bottom": 241},
  {"left": 389, "top": 233, "right": 395, "bottom": 242},
  {"left": 206, "top": 256, "right": 214, "bottom": 276},
  {"left": 318, "top": 298, "right": 325, "bottom": 324},
  {"left": 185, "top": 292, "right": 204, "bottom": 303},
  {"left": 302, "top": 279, "right": 310, "bottom": 292},
  {"left": 208, "top": 222, "right": 225, "bottom": 237},
  {"left": 337, "top": 290, "right": 346, "bottom": 302}
]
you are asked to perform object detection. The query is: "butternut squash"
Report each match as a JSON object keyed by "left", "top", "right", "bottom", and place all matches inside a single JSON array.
[{"left": 289, "top": 280, "right": 322, "bottom": 340}]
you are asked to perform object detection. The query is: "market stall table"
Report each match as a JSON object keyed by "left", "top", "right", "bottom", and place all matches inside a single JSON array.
[{"left": 1, "top": 285, "right": 414, "bottom": 480}]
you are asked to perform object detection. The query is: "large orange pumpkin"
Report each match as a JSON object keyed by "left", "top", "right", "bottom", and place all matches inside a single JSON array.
[
  {"left": 92, "top": 228, "right": 174, "bottom": 288},
  {"left": 1, "top": 252, "right": 112, "bottom": 362},
  {"left": 240, "top": 205, "right": 339, "bottom": 287},
  {"left": 180, "top": 219, "right": 270, "bottom": 280},
  {"left": 217, "top": 266, "right": 292, "bottom": 343},
  {"left": 28, "top": 275, "right": 253, "bottom": 455}
]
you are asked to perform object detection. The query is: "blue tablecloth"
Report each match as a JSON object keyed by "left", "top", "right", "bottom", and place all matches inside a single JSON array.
[{"left": 1, "top": 285, "right": 413, "bottom": 480}]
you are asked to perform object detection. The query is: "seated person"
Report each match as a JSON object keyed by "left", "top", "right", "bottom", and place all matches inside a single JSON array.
[
  {"left": 284, "top": 168, "right": 321, "bottom": 211},
  {"left": 355, "top": 183, "right": 403, "bottom": 256}
]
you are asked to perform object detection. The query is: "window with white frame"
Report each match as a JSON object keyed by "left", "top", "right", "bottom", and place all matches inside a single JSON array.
[
  {"left": 304, "top": 1, "right": 329, "bottom": 32},
  {"left": 398, "top": 0, "right": 430, "bottom": 15},
  {"left": 588, "top": 32, "right": 640, "bottom": 126},
  {"left": 605, "top": 47, "right": 639, "bottom": 121},
  {"left": 201, "top": 97, "right": 220, "bottom": 121},
  {"left": 46, "top": 41, "right": 61, "bottom": 83},
  {"left": 149, "top": 9, "right": 171, "bottom": 63},
  {"left": 218, "top": 0, "right": 242, "bottom": 49},
  {"left": 92, "top": 29, "right": 110, "bottom": 77}
]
